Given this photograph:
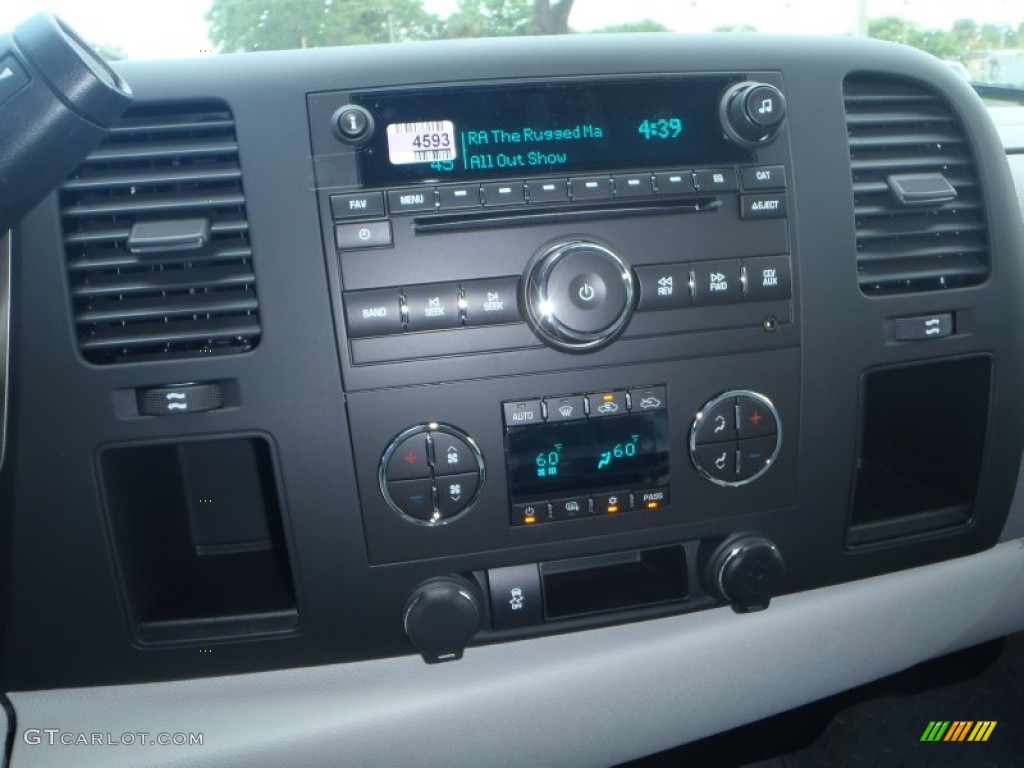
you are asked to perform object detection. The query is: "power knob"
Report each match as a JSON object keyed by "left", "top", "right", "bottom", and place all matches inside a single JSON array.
[
  {"left": 705, "top": 534, "right": 785, "bottom": 613},
  {"left": 403, "top": 576, "right": 483, "bottom": 663},
  {"left": 523, "top": 239, "right": 635, "bottom": 352},
  {"left": 719, "top": 82, "right": 786, "bottom": 147}
]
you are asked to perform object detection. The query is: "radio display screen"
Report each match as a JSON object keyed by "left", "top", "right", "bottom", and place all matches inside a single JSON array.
[
  {"left": 505, "top": 412, "right": 670, "bottom": 500},
  {"left": 352, "top": 77, "right": 752, "bottom": 187}
]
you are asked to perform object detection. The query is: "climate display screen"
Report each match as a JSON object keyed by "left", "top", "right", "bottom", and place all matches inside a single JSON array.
[
  {"left": 505, "top": 412, "right": 669, "bottom": 500},
  {"left": 352, "top": 77, "right": 752, "bottom": 187}
]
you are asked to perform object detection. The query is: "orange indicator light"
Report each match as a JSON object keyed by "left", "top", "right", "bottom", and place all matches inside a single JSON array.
[
  {"left": 646, "top": 501, "right": 659, "bottom": 509},
  {"left": 607, "top": 505, "right": 619, "bottom": 513},
  {"left": 524, "top": 515, "right": 537, "bottom": 524}
]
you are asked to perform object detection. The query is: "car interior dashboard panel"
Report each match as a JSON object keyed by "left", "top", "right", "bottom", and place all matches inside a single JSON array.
[{"left": 2, "top": 30, "right": 1024, "bottom": 767}]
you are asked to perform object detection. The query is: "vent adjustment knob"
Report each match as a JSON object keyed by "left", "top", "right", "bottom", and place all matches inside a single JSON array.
[{"left": 720, "top": 82, "right": 786, "bottom": 147}]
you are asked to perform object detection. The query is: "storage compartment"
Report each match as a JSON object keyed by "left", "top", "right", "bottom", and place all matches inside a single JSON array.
[
  {"left": 100, "top": 436, "right": 297, "bottom": 642},
  {"left": 542, "top": 546, "right": 687, "bottom": 619},
  {"left": 848, "top": 356, "right": 991, "bottom": 545}
]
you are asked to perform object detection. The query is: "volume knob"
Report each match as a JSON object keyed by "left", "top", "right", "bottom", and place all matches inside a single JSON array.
[{"left": 720, "top": 82, "right": 786, "bottom": 147}]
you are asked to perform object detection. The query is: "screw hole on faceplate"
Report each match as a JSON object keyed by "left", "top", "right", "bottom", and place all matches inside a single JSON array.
[{"left": 763, "top": 316, "right": 779, "bottom": 333}]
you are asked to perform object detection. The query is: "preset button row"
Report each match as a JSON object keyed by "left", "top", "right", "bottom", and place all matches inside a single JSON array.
[{"left": 383, "top": 165, "right": 786, "bottom": 215}]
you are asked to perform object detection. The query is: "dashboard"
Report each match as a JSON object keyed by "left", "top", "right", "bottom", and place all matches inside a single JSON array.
[{"left": 2, "top": 31, "right": 1024, "bottom": 767}]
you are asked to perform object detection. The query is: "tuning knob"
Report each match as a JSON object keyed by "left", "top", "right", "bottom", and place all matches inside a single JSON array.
[
  {"left": 523, "top": 239, "right": 635, "bottom": 352},
  {"left": 403, "top": 576, "right": 483, "bottom": 663},
  {"left": 705, "top": 534, "right": 785, "bottom": 613},
  {"left": 719, "top": 82, "right": 786, "bottom": 147}
]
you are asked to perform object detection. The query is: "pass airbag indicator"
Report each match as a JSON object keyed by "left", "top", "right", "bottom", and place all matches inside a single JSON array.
[{"left": 387, "top": 120, "right": 457, "bottom": 165}]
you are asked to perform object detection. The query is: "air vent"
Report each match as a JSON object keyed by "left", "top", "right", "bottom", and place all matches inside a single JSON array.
[
  {"left": 60, "top": 101, "right": 260, "bottom": 364},
  {"left": 844, "top": 75, "right": 988, "bottom": 295}
]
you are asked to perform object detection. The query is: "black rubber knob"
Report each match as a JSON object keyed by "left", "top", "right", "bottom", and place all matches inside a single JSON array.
[
  {"left": 403, "top": 577, "right": 483, "bottom": 663},
  {"left": 332, "top": 104, "right": 374, "bottom": 145},
  {"left": 720, "top": 82, "right": 786, "bottom": 147},
  {"left": 707, "top": 535, "right": 785, "bottom": 613}
]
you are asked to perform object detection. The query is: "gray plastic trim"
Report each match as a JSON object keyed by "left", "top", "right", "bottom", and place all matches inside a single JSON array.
[{"left": 8, "top": 539, "right": 1024, "bottom": 768}]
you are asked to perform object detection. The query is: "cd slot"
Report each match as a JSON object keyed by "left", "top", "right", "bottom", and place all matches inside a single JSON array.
[{"left": 412, "top": 197, "right": 721, "bottom": 234}]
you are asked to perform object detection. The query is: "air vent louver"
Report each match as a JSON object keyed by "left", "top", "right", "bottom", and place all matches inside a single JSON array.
[
  {"left": 60, "top": 102, "right": 260, "bottom": 364},
  {"left": 844, "top": 75, "right": 988, "bottom": 295}
]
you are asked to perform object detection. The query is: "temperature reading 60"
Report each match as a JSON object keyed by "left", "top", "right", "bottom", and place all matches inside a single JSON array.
[{"left": 597, "top": 434, "right": 640, "bottom": 470}]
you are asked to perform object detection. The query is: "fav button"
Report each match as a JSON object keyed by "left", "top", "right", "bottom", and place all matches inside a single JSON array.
[{"left": 330, "top": 192, "right": 385, "bottom": 220}]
